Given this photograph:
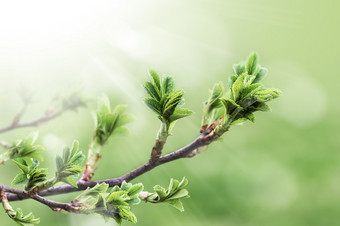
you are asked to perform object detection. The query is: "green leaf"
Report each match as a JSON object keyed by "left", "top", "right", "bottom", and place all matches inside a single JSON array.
[
  {"left": 115, "top": 114, "right": 134, "bottom": 128},
  {"left": 255, "top": 88, "right": 281, "bottom": 102},
  {"left": 113, "top": 105, "right": 127, "bottom": 116},
  {"left": 93, "top": 96, "right": 133, "bottom": 145},
  {"left": 239, "top": 83, "right": 262, "bottom": 101},
  {"left": 245, "top": 112, "right": 255, "bottom": 123},
  {"left": 142, "top": 177, "right": 190, "bottom": 212},
  {"left": 144, "top": 97, "right": 161, "bottom": 115},
  {"left": 253, "top": 102, "right": 271, "bottom": 112},
  {"left": 253, "top": 67, "right": 268, "bottom": 83},
  {"left": 107, "top": 191, "right": 127, "bottom": 203},
  {"left": 206, "top": 82, "right": 224, "bottom": 112},
  {"left": 13, "top": 159, "right": 29, "bottom": 174},
  {"left": 7, "top": 208, "right": 40, "bottom": 225},
  {"left": 167, "top": 178, "right": 180, "bottom": 196},
  {"left": 231, "top": 73, "right": 246, "bottom": 101},
  {"left": 166, "top": 199, "right": 184, "bottom": 212},
  {"left": 153, "top": 185, "right": 167, "bottom": 200},
  {"left": 56, "top": 155, "right": 63, "bottom": 172},
  {"left": 233, "top": 63, "right": 246, "bottom": 76},
  {"left": 231, "top": 117, "right": 248, "bottom": 125},
  {"left": 12, "top": 173, "right": 28, "bottom": 186},
  {"left": 6, "top": 133, "right": 44, "bottom": 162},
  {"left": 178, "top": 177, "right": 189, "bottom": 189},
  {"left": 245, "top": 52, "right": 259, "bottom": 75},
  {"left": 168, "top": 108, "right": 193, "bottom": 122},
  {"left": 112, "top": 127, "right": 130, "bottom": 136},
  {"left": 167, "top": 189, "right": 189, "bottom": 200},
  {"left": 229, "top": 74, "right": 239, "bottom": 87},
  {"left": 149, "top": 69, "right": 161, "bottom": 92},
  {"left": 221, "top": 98, "right": 241, "bottom": 115},
  {"left": 143, "top": 81, "right": 160, "bottom": 101},
  {"left": 119, "top": 208, "right": 137, "bottom": 223},
  {"left": 127, "top": 183, "right": 144, "bottom": 197},
  {"left": 161, "top": 76, "right": 175, "bottom": 95},
  {"left": 162, "top": 90, "right": 184, "bottom": 119},
  {"left": 70, "top": 140, "right": 79, "bottom": 157}
]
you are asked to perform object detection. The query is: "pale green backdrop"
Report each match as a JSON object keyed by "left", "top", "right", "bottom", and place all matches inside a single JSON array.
[{"left": 0, "top": 0, "right": 339, "bottom": 225}]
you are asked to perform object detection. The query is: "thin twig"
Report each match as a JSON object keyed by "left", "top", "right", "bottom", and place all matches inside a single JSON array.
[{"left": 0, "top": 101, "right": 84, "bottom": 134}]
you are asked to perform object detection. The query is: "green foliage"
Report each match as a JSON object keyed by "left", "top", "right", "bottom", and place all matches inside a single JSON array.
[
  {"left": 143, "top": 70, "right": 193, "bottom": 134},
  {"left": 94, "top": 94, "right": 134, "bottom": 146},
  {"left": 12, "top": 159, "right": 47, "bottom": 191},
  {"left": 0, "top": 133, "right": 43, "bottom": 164},
  {"left": 202, "top": 82, "right": 224, "bottom": 126},
  {"left": 55, "top": 140, "right": 85, "bottom": 187},
  {"left": 4, "top": 207, "right": 40, "bottom": 226},
  {"left": 201, "top": 52, "right": 281, "bottom": 135},
  {"left": 140, "top": 177, "right": 190, "bottom": 212},
  {"left": 73, "top": 182, "right": 144, "bottom": 224}
]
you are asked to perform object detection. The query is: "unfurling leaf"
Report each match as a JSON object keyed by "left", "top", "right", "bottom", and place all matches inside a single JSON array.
[
  {"left": 245, "top": 52, "right": 259, "bottom": 75},
  {"left": 140, "top": 177, "right": 190, "bottom": 212},
  {"left": 55, "top": 140, "right": 84, "bottom": 187}
]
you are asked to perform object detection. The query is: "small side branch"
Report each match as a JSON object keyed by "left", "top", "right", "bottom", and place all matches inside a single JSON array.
[{"left": 0, "top": 98, "right": 84, "bottom": 134}]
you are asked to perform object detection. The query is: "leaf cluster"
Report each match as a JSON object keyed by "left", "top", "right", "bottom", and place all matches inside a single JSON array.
[
  {"left": 141, "top": 177, "right": 189, "bottom": 212},
  {"left": 94, "top": 95, "right": 134, "bottom": 146},
  {"left": 11, "top": 159, "right": 47, "bottom": 191},
  {"left": 202, "top": 52, "right": 281, "bottom": 135},
  {"left": 72, "top": 182, "right": 144, "bottom": 224},
  {"left": 0, "top": 133, "right": 43, "bottom": 164},
  {"left": 55, "top": 140, "right": 85, "bottom": 187},
  {"left": 143, "top": 70, "right": 193, "bottom": 133}
]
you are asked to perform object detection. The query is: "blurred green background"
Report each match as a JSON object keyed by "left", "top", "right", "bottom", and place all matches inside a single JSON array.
[{"left": 0, "top": 0, "right": 339, "bottom": 225}]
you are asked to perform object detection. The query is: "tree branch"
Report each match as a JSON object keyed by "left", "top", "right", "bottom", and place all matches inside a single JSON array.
[
  {"left": 4, "top": 132, "right": 217, "bottom": 202},
  {"left": 0, "top": 184, "right": 81, "bottom": 213},
  {"left": 0, "top": 99, "right": 84, "bottom": 134}
]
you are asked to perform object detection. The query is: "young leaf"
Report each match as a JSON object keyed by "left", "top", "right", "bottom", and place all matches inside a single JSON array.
[
  {"left": 168, "top": 108, "right": 194, "bottom": 123},
  {"left": 233, "top": 63, "right": 246, "bottom": 76},
  {"left": 144, "top": 97, "right": 161, "bottom": 115},
  {"left": 11, "top": 173, "right": 28, "bottom": 186},
  {"left": 161, "top": 76, "right": 175, "bottom": 95},
  {"left": 143, "top": 81, "right": 160, "bottom": 101},
  {"left": 255, "top": 88, "right": 281, "bottom": 102},
  {"left": 149, "top": 69, "right": 161, "bottom": 92},
  {"left": 141, "top": 177, "right": 190, "bottom": 212},
  {"left": 253, "top": 67, "right": 268, "bottom": 83},
  {"left": 245, "top": 52, "right": 259, "bottom": 75}
]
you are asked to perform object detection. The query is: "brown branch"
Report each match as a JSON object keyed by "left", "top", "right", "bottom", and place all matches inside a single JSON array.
[
  {"left": 0, "top": 184, "right": 81, "bottom": 213},
  {"left": 4, "top": 132, "right": 217, "bottom": 202}
]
